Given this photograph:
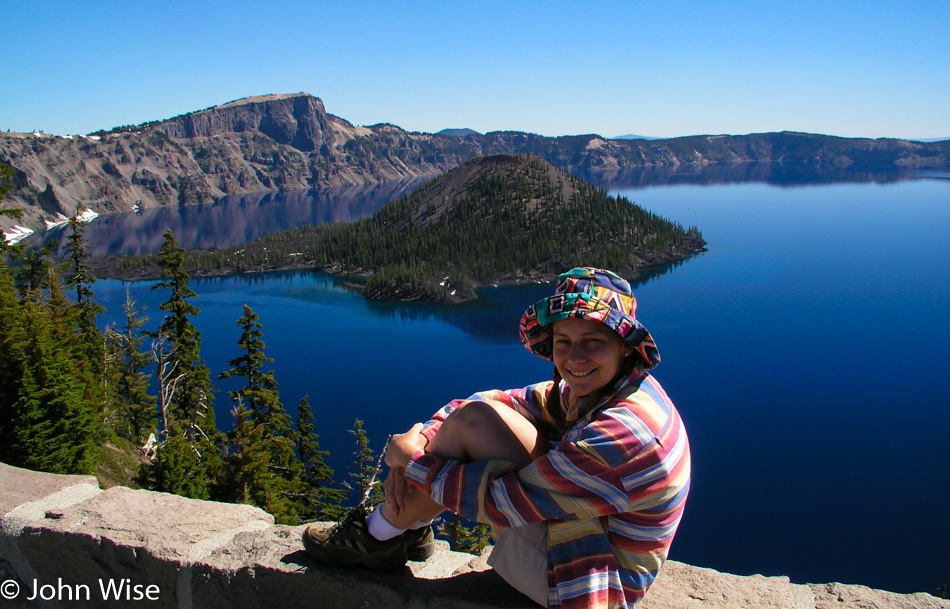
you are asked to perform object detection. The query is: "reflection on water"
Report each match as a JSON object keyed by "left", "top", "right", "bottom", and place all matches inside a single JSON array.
[
  {"left": 29, "top": 176, "right": 430, "bottom": 258},
  {"left": 87, "top": 173, "right": 950, "bottom": 595},
  {"left": 578, "top": 162, "right": 942, "bottom": 189},
  {"left": 23, "top": 164, "right": 943, "bottom": 261},
  {"left": 359, "top": 258, "right": 694, "bottom": 338}
]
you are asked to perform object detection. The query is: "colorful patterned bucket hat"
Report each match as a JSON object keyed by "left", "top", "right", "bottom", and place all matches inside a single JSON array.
[{"left": 519, "top": 267, "right": 660, "bottom": 369}]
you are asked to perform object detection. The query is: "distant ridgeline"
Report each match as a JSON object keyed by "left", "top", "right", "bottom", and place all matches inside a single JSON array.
[
  {"left": 2, "top": 92, "right": 948, "bottom": 232},
  {"left": 97, "top": 155, "right": 706, "bottom": 303}
]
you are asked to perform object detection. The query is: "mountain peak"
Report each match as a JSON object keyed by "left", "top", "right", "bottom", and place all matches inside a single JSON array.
[
  {"left": 436, "top": 128, "right": 481, "bottom": 138},
  {"left": 156, "top": 93, "right": 329, "bottom": 151},
  {"left": 214, "top": 93, "right": 315, "bottom": 110}
]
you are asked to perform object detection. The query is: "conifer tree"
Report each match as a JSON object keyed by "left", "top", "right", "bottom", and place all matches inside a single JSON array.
[
  {"left": 219, "top": 305, "right": 281, "bottom": 425},
  {"left": 152, "top": 229, "right": 213, "bottom": 426},
  {"left": 293, "top": 395, "right": 344, "bottom": 520},
  {"left": 140, "top": 229, "right": 222, "bottom": 499},
  {"left": 138, "top": 431, "right": 213, "bottom": 498},
  {"left": 63, "top": 207, "right": 105, "bottom": 357},
  {"left": 0, "top": 162, "right": 12, "bottom": 202},
  {"left": 0, "top": 165, "right": 23, "bottom": 454},
  {"left": 346, "top": 418, "right": 384, "bottom": 505},
  {"left": 0, "top": 169, "right": 103, "bottom": 473},
  {"left": 63, "top": 206, "right": 98, "bottom": 307},
  {"left": 0, "top": 256, "right": 25, "bottom": 456},
  {"left": 106, "top": 288, "right": 154, "bottom": 442},
  {"left": 0, "top": 163, "right": 21, "bottom": 258},
  {"left": 60, "top": 212, "right": 109, "bottom": 426},
  {"left": 219, "top": 304, "right": 300, "bottom": 523},
  {"left": 13, "top": 238, "right": 58, "bottom": 301},
  {"left": 223, "top": 402, "right": 272, "bottom": 507},
  {"left": 4, "top": 292, "right": 100, "bottom": 474},
  {"left": 440, "top": 514, "right": 493, "bottom": 555}
]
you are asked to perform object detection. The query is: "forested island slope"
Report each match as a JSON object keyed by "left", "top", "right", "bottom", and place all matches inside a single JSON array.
[
  {"left": 96, "top": 155, "right": 706, "bottom": 302},
  {"left": 2, "top": 92, "right": 948, "bottom": 232}
]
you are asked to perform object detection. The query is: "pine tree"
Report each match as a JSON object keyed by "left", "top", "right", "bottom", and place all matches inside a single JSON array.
[
  {"left": 0, "top": 256, "right": 26, "bottom": 456},
  {"left": 152, "top": 229, "right": 213, "bottom": 426},
  {"left": 63, "top": 206, "right": 98, "bottom": 307},
  {"left": 223, "top": 402, "right": 272, "bottom": 507},
  {"left": 0, "top": 169, "right": 101, "bottom": 473},
  {"left": 293, "top": 395, "right": 344, "bottom": 520},
  {"left": 219, "top": 305, "right": 279, "bottom": 424},
  {"left": 219, "top": 304, "right": 300, "bottom": 523},
  {"left": 106, "top": 288, "right": 154, "bottom": 442},
  {"left": 0, "top": 168, "right": 25, "bottom": 457},
  {"left": 137, "top": 431, "right": 212, "bottom": 499},
  {"left": 13, "top": 238, "right": 58, "bottom": 301},
  {"left": 60, "top": 212, "right": 108, "bottom": 429},
  {"left": 440, "top": 514, "right": 493, "bottom": 555},
  {"left": 4, "top": 293, "right": 100, "bottom": 474},
  {"left": 141, "top": 229, "right": 222, "bottom": 499},
  {"left": 346, "top": 418, "right": 384, "bottom": 505},
  {"left": 63, "top": 208, "right": 105, "bottom": 355}
]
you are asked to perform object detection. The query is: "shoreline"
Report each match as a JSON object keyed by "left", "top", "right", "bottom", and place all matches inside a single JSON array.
[{"left": 91, "top": 241, "right": 707, "bottom": 304}]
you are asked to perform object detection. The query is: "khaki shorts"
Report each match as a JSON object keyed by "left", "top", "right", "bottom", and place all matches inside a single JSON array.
[{"left": 487, "top": 522, "right": 549, "bottom": 607}]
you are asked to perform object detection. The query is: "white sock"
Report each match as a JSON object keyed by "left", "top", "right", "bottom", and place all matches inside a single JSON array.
[{"left": 366, "top": 508, "right": 407, "bottom": 541}]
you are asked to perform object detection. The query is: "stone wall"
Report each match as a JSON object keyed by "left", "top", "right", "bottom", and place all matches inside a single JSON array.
[{"left": 1, "top": 462, "right": 947, "bottom": 609}]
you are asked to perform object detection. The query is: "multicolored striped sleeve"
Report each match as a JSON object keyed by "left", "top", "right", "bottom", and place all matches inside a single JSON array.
[
  {"left": 417, "top": 384, "right": 548, "bottom": 444},
  {"left": 405, "top": 407, "right": 649, "bottom": 527},
  {"left": 405, "top": 376, "right": 691, "bottom": 609}
]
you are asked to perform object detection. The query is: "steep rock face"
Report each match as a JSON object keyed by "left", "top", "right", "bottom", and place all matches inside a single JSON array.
[
  {"left": 2, "top": 93, "right": 948, "bottom": 233},
  {"left": 159, "top": 94, "right": 330, "bottom": 152}
]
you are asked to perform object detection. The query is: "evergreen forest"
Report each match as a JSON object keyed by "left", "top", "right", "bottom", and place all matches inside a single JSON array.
[
  {"left": 99, "top": 155, "right": 705, "bottom": 302},
  {"left": 0, "top": 163, "right": 365, "bottom": 527},
  {"left": 0, "top": 162, "right": 492, "bottom": 551}
]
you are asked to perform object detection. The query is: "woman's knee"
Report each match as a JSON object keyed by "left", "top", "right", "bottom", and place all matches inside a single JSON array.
[{"left": 431, "top": 400, "right": 550, "bottom": 465}]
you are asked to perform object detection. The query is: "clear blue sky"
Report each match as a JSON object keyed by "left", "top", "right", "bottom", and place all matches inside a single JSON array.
[{"left": 2, "top": 0, "right": 948, "bottom": 139}]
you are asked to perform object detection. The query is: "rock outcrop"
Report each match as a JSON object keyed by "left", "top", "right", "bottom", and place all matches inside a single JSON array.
[
  {"left": 1, "top": 462, "right": 947, "bottom": 609},
  {"left": 2, "top": 93, "right": 949, "bottom": 233}
]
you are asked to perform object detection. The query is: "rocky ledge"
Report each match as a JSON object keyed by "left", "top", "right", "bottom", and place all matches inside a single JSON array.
[{"left": 1, "top": 462, "right": 946, "bottom": 609}]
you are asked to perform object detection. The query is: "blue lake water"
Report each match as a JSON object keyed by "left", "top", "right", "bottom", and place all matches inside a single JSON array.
[{"left": 91, "top": 169, "right": 950, "bottom": 595}]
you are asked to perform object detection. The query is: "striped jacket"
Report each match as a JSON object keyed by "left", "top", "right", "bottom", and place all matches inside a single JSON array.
[{"left": 404, "top": 369, "right": 690, "bottom": 609}]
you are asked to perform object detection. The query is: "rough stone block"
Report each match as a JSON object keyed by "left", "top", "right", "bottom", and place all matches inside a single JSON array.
[
  {"left": 190, "top": 523, "right": 535, "bottom": 609},
  {"left": 16, "top": 486, "right": 272, "bottom": 608},
  {"left": 0, "top": 463, "right": 98, "bottom": 516},
  {"left": 638, "top": 561, "right": 816, "bottom": 609},
  {"left": 810, "top": 582, "right": 950, "bottom": 609}
]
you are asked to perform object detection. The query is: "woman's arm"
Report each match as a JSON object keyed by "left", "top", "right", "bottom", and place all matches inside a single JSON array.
[
  {"left": 404, "top": 403, "right": 689, "bottom": 529},
  {"left": 417, "top": 383, "right": 550, "bottom": 443}
]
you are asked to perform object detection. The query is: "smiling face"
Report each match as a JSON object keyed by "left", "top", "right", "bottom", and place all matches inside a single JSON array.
[{"left": 551, "top": 318, "right": 629, "bottom": 397}]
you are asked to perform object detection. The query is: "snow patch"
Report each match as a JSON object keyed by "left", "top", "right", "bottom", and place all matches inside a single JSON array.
[
  {"left": 76, "top": 208, "right": 99, "bottom": 223},
  {"left": 45, "top": 209, "right": 99, "bottom": 230},
  {"left": 44, "top": 213, "right": 70, "bottom": 230},
  {"left": 2, "top": 225, "right": 35, "bottom": 245}
]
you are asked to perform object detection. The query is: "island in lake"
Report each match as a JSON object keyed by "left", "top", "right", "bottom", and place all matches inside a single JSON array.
[
  {"left": 3, "top": 91, "right": 947, "bottom": 239},
  {"left": 93, "top": 154, "right": 706, "bottom": 303}
]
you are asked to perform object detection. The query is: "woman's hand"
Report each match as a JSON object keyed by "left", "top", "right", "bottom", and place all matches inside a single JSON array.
[
  {"left": 384, "top": 423, "right": 427, "bottom": 515},
  {"left": 384, "top": 423, "right": 427, "bottom": 469},
  {"left": 385, "top": 466, "right": 409, "bottom": 515}
]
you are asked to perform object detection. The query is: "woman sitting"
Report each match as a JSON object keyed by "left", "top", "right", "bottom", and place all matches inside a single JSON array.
[{"left": 304, "top": 267, "right": 691, "bottom": 609}]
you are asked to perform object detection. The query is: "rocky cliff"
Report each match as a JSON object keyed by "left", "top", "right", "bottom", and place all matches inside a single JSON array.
[
  {"left": 2, "top": 462, "right": 947, "bottom": 609},
  {"left": 2, "top": 93, "right": 948, "bottom": 233}
]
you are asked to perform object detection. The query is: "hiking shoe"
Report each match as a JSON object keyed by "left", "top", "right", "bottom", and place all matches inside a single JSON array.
[
  {"left": 403, "top": 525, "right": 435, "bottom": 562},
  {"left": 302, "top": 506, "right": 408, "bottom": 570}
]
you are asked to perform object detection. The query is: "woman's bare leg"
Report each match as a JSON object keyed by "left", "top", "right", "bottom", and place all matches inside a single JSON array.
[{"left": 380, "top": 400, "right": 551, "bottom": 529}]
